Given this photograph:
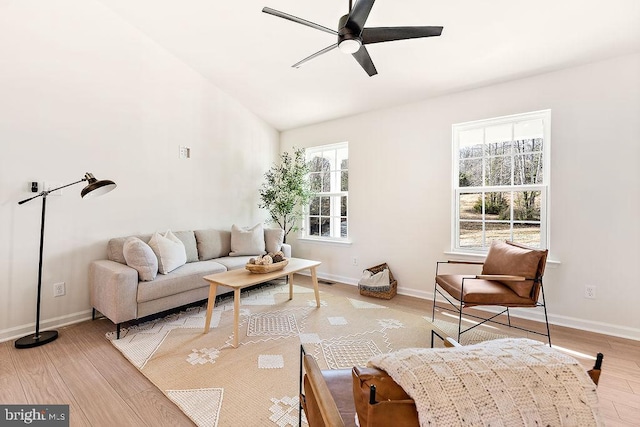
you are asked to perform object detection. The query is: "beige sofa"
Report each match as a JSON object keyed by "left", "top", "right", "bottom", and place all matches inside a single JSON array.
[{"left": 89, "top": 227, "right": 290, "bottom": 338}]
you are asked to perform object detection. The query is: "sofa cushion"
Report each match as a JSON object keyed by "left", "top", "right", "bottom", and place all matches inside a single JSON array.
[
  {"left": 229, "top": 223, "right": 265, "bottom": 256},
  {"left": 194, "top": 229, "right": 232, "bottom": 261},
  {"left": 435, "top": 275, "right": 538, "bottom": 307},
  {"left": 122, "top": 237, "right": 158, "bottom": 281},
  {"left": 264, "top": 228, "right": 285, "bottom": 254},
  {"left": 215, "top": 256, "right": 255, "bottom": 271},
  {"left": 137, "top": 260, "right": 227, "bottom": 303},
  {"left": 173, "top": 231, "right": 198, "bottom": 263},
  {"left": 149, "top": 231, "right": 187, "bottom": 274},
  {"left": 481, "top": 240, "right": 546, "bottom": 298}
]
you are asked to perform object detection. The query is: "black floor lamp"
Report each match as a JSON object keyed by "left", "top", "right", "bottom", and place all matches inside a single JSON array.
[{"left": 15, "top": 172, "right": 117, "bottom": 349}]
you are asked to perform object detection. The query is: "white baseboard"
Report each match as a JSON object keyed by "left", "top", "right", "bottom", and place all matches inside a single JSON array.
[
  {"left": 306, "top": 272, "right": 640, "bottom": 342},
  {"left": 0, "top": 310, "right": 93, "bottom": 344},
  {"left": 4, "top": 275, "right": 638, "bottom": 344}
]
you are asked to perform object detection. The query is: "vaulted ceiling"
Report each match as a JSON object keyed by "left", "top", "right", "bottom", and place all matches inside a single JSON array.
[{"left": 98, "top": 0, "right": 640, "bottom": 130}]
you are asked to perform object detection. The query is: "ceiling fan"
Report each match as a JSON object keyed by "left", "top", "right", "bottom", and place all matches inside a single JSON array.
[{"left": 262, "top": 0, "right": 443, "bottom": 76}]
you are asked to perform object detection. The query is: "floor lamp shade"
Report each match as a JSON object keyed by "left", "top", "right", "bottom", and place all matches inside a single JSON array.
[
  {"left": 15, "top": 172, "right": 117, "bottom": 349},
  {"left": 81, "top": 173, "right": 117, "bottom": 198}
]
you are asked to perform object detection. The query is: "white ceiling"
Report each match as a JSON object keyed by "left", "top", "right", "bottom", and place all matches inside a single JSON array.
[{"left": 98, "top": 0, "right": 640, "bottom": 130}]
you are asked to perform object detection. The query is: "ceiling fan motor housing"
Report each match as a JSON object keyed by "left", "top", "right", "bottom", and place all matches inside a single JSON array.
[
  {"left": 338, "top": 14, "right": 362, "bottom": 53},
  {"left": 338, "top": 14, "right": 360, "bottom": 43}
]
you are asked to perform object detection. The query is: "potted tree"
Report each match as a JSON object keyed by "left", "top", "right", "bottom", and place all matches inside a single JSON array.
[{"left": 259, "top": 148, "right": 314, "bottom": 243}]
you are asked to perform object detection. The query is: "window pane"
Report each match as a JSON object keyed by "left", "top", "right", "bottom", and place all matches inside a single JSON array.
[
  {"left": 320, "top": 197, "right": 330, "bottom": 216},
  {"left": 513, "top": 223, "right": 541, "bottom": 247},
  {"left": 341, "top": 196, "right": 347, "bottom": 216},
  {"left": 459, "top": 158, "right": 482, "bottom": 187},
  {"left": 459, "top": 193, "right": 482, "bottom": 220},
  {"left": 459, "top": 221, "right": 482, "bottom": 248},
  {"left": 485, "top": 124, "right": 512, "bottom": 145},
  {"left": 485, "top": 222, "right": 511, "bottom": 244},
  {"left": 514, "top": 119, "right": 543, "bottom": 141},
  {"left": 514, "top": 153, "right": 543, "bottom": 185},
  {"left": 341, "top": 218, "right": 347, "bottom": 238},
  {"left": 483, "top": 192, "right": 510, "bottom": 220},
  {"left": 308, "top": 156, "right": 323, "bottom": 172},
  {"left": 484, "top": 156, "right": 511, "bottom": 186},
  {"left": 322, "top": 170, "right": 331, "bottom": 192},
  {"left": 341, "top": 170, "right": 348, "bottom": 191},
  {"left": 323, "top": 152, "right": 333, "bottom": 171},
  {"left": 310, "top": 173, "right": 322, "bottom": 192},
  {"left": 320, "top": 218, "right": 330, "bottom": 237},
  {"left": 309, "top": 217, "right": 319, "bottom": 236},
  {"left": 337, "top": 147, "right": 348, "bottom": 170},
  {"left": 459, "top": 129, "right": 484, "bottom": 157},
  {"left": 513, "top": 138, "right": 542, "bottom": 154},
  {"left": 485, "top": 141, "right": 511, "bottom": 156},
  {"left": 309, "top": 197, "right": 320, "bottom": 215},
  {"left": 513, "top": 191, "right": 541, "bottom": 221}
]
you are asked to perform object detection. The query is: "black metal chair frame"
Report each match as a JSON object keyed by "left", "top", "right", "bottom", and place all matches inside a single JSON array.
[{"left": 431, "top": 261, "right": 551, "bottom": 345}]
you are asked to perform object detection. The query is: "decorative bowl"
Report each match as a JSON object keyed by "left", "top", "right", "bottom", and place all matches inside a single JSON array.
[{"left": 245, "top": 259, "right": 289, "bottom": 274}]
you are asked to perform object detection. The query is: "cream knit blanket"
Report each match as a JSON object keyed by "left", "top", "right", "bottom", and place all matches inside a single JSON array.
[{"left": 368, "top": 338, "right": 602, "bottom": 426}]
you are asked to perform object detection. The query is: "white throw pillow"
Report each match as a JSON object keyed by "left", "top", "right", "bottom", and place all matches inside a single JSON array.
[
  {"left": 148, "top": 230, "right": 187, "bottom": 274},
  {"left": 358, "top": 269, "right": 390, "bottom": 288},
  {"left": 123, "top": 237, "right": 158, "bottom": 281},
  {"left": 229, "top": 223, "right": 266, "bottom": 256}
]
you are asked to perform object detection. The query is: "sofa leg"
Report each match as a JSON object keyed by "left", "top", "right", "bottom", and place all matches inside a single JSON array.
[
  {"left": 92, "top": 308, "right": 96, "bottom": 320},
  {"left": 116, "top": 323, "right": 121, "bottom": 339}
]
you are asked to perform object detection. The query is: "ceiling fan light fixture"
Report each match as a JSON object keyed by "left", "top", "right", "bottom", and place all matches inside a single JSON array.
[{"left": 338, "top": 38, "right": 361, "bottom": 54}]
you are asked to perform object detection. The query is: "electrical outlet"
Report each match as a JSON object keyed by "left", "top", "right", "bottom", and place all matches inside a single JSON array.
[
  {"left": 584, "top": 285, "right": 596, "bottom": 299},
  {"left": 178, "top": 146, "right": 191, "bottom": 159},
  {"left": 352, "top": 257, "right": 358, "bottom": 266},
  {"left": 53, "top": 282, "right": 66, "bottom": 297}
]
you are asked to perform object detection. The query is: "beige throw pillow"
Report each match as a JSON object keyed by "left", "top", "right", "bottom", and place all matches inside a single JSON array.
[
  {"left": 195, "top": 229, "right": 231, "bottom": 260},
  {"left": 264, "top": 228, "right": 285, "bottom": 254},
  {"left": 229, "top": 224, "right": 265, "bottom": 256},
  {"left": 149, "top": 230, "right": 187, "bottom": 274},
  {"left": 123, "top": 237, "right": 158, "bottom": 281}
]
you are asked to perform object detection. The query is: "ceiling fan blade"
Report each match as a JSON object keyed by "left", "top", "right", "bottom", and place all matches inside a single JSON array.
[
  {"left": 362, "top": 26, "right": 443, "bottom": 44},
  {"left": 346, "top": 0, "right": 375, "bottom": 33},
  {"left": 292, "top": 44, "right": 339, "bottom": 68},
  {"left": 262, "top": 7, "right": 338, "bottom": 36},
  {"left": 352, "top": 46, "right": 378, "bottom": 76}
]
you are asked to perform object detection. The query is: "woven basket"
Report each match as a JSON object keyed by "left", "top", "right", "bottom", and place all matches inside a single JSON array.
[{"left": 358, "top": 263, "right": 397, "bottom": 300}]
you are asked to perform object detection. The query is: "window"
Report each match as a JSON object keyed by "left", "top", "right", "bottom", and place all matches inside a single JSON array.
[
  {"left": 452, "top": 110, "right": 550, "bottom": 252},
  {"left": 305, "top": 142, "right": 349, "bottom": 240}
]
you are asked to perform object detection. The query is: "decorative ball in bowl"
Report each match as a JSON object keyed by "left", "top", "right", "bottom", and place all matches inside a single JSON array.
[{"left": 245, "top": 252, "right": 288, "bottom": 273}]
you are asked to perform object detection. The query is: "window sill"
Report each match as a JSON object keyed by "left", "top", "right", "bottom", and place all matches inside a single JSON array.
[
  {"left": 297, "top": 237, "right": 352, "bottom": 246},
  {"left": 443, "top": 251, "right": 561, "bottom": 266}
]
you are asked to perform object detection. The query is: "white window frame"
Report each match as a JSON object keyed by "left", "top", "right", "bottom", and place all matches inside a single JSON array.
[
  {"left": 303, "top": 142, "right": 349, "bottom": 242},
  {"left": 452, "top": 110, "right": 551, "bottom": 254}
]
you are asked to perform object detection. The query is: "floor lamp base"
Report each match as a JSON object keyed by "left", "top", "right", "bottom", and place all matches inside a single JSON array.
[{"left": 14, "top": 330, "right": 59, "bottom": 349}]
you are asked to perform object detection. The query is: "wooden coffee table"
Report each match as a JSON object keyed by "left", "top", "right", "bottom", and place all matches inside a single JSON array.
[{"left": 202, "top": 257, "right": 322, "bottom": 348}]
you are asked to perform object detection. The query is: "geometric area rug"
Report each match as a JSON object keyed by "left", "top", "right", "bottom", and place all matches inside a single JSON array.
[{"left": 108, "top": 283, "right": 505, "bottom": 427}]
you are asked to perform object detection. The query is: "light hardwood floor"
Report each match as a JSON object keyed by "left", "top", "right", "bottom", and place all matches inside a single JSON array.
[{"left": 1, "top": 278, "right": 638, "bottom": 426}]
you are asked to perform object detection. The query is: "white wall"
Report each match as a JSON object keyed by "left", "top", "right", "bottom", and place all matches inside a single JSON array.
[
  {"left": 282, "top": 53, "right": 640, "bottom": 340},
  {"left": 0, "top": 1, "right": 278, "bottom": 341}
]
